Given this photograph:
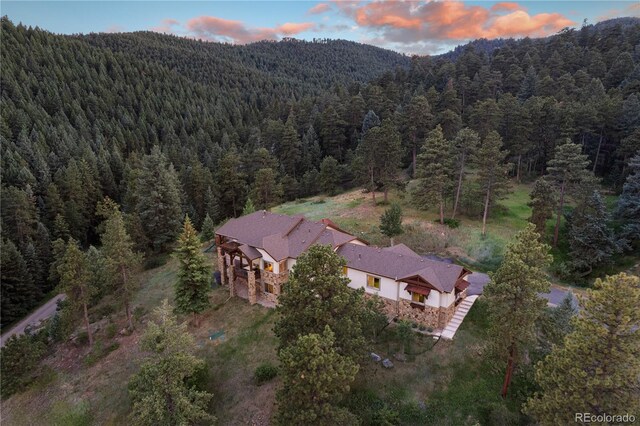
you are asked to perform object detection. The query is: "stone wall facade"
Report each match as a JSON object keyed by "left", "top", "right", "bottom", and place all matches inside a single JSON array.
[
  {"left": 248, "top": 271, "right": 257, "bottom": 305},
  {"left": 359, "top": 293, "right": 457, "bottom": 330},
  {"left": 217, "top": 247, "right": 227, "bottom": 285},
  {"left": 398, "top": 300, "right": 440, "bottom": 329},
  {"left": 262, "top": 270, "right": 289, "bottom": 304},
  {"left": 227, "top": 265, "right": 236, "bottom": 297},
  {"left": 438, "top": 303, "right": 455, "bottom": 329}
]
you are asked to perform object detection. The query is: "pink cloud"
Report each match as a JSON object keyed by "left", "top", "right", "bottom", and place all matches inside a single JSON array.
[
  {"left": 183, "top": 16, "right": 315, "bottom": 43},
  {"left": 150, "top": 18, "right": 180, "bottom": 34},
  {"left": 491, "top": 2, "right": 525, "bottom": 13},
  {"left": 308, "top": 3, "right": 331, "bottom": 15},
  {"left": 277, "top": 22, "right": 315, "bottom": 35},
  {"left": 597, "top": 3, "right": 640, "bottom": 22},
  {"left": 340, "top": 0, "right": 575, "bottom": 43}
]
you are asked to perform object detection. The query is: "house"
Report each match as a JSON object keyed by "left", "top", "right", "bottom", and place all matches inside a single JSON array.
[{"left": 215, "top": 211, "right": 471, "bottom": 330}]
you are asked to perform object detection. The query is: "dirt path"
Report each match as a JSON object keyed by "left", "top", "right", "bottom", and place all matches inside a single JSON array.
[{"left": 0, "top": 294, "right": 66, "bottom": 347}]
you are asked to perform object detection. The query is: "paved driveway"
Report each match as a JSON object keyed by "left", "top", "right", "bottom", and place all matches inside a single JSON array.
[
  {"left": 466, "top": 272, "right": 573, "bottom": 307},
  {"left": 0, "top": 294, "right": 66, "bottom": 347}
]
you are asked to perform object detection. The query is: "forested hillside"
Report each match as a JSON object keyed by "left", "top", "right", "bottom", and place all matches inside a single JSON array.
[{"left": 1, "top": 16, "right": 639, "bottom": 327}]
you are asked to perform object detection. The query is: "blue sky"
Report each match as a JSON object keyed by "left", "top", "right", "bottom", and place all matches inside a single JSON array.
[{"left": 3, "top": 1, "right": 639, "bottom": 54}]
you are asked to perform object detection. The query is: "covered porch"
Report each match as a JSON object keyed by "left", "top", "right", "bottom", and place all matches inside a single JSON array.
[{"left": 215, "top": 236, "right": 282, "bottom": 307}]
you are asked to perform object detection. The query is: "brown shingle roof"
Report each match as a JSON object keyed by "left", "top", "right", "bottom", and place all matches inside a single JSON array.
[
  {"left": 216, "top": 211, "right": 300, "bottom": 248},
  {"left": 216, "top": 211, "right": 356, "bottom": 261},
  {"left": 337, "top": 243, "right": 465, "bottom": 293}
]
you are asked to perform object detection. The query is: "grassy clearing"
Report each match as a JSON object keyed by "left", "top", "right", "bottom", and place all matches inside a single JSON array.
[{"left": 275, "top": 183, "right": 534, "bottom": 272}]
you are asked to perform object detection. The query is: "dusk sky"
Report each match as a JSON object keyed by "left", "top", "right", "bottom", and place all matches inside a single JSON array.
[{"left": 3, "top": 1, "right": 639, "bottom": 54}]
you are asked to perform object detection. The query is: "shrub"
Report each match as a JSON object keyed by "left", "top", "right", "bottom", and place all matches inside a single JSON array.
[
  {"left": 48, "top": 305, "right": 77, "bottom": 343},
  {"left": 76, "top": 331, "right": 89, "bottom": 346},
  {"left": 411, "top": 322, "right": 418, "bottom": 329},
  {"left": 50, "top": 400, "right": 93, "bottom": 426},
  {"left": 143, "top": 253, "right": 169, "bottom": 270},
  {"left": 254, "top": 363, "right": 278, "bottom": 385},
  {"left": 105, "top": 322, "right": 118, "bottom": 339},
  {"left": 84, "top": 342, "right": 120, "bottom": 366},
  {"left": 133, "top": 306, "right": 146, "bottom": 322},
  {"left": 443, "top": 218, "right": 460, "bottom": 229},
  {"left": 90, "top": 303, "right": 115, "bottom": 321},
  {"left": 0, "top": 333, "right": 47, "bottom": 398},
  {"left": 418, "top": 325, "right": 426, "bottom": 331}
]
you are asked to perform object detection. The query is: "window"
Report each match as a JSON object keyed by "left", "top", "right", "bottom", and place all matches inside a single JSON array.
[
  {"left": 263, "top": 261, "right": 273, "bottom": 272},
  {"left": 411, "top": 293, "right": 425, "bottom": 304},
  {"left": 265, "top": 282, "right": 274, "bottom": 294},
  {"left": 342, "top": 266, "right": 348, "bottom": 276},
  {"left": 367, "top": 275, "right": 381, "bottom": 290}
]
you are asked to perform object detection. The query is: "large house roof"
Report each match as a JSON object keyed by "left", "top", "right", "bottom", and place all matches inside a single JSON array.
[
  {"left": 215, "top": 211, "right": 359, "bottom": 261},
  {"left": 216, "top": 212, "right": 469, "bottom": 293},
  {"left": 337, "top": 243, "right": 467, "bottom": 293}
]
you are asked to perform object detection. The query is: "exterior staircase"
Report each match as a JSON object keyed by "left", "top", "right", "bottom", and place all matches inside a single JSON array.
[{"left": 440, "top": 295, "right": 479, "bottom": 340}]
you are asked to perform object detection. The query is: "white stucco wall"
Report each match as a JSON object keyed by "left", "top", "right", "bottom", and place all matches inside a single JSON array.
[
  {"left": 257, "top": 249, "right": 279, "bottom": 273},
  {"left": 286, "top": 258, "right": 297, "bottom": 271},
  {"left": 343, "top": 267, "right": 454, "bottom": 308},
  {"left": 398, "top": 282, "right": 442, "bottom": 308},
  {"left": 345, "top": 268, "right": 399, "bottom": 300}
]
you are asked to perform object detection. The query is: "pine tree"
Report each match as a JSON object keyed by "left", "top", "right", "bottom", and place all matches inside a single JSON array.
[
  {"left": 474, "top": 131, "right": 511, "bottom": 236},
  {"left": 275, "top": 327, "right": 359, "bottom": 425},
  {"left": 403, "top": 95, "right": 433, "bottom": 176},
  {"left": 355, "top": 122, "right": 380, "bottom": 204},
  {"left": 379, "top": 203, "right": 403, "bottom": 246},
  {"left": 174, "top": 216, "right": 211, "bottom": 326},
  {"left": 319, "top": 156, "right": 340, "bottom": 195},
  {"left": 518, "top": 66, "right": 538, "bottom": 101},
  {"left": 320, "top": 104, "right": 347, "bottom": 161},
  {"left": 538, "top": 292, "right": 577, "bottom": 356},
  {"left": 100, "top": 203, "right": 142, "bottom": 330},
  {"left": 567, "top": 191, "right": 620, "bottom": 275},
  {"left": 524, "top": 273, "right": 640, "bottom": 424},
  {"left": 0, "top": 239, "right": 37, "bottom": 327},
  {"left": 204, "top": 186, "right": 220, "bottom": 224},
  {"left": 528, "top": 178, "right": 556, "bottom": 238},
  {"left": 484, "top": 223, "right": 552, "bottom": 398},
  {"left": 376, "top": 119, "right": 403, "bottom": 202},
  {"left": 545, "top": 140, "right": 595, "bottom": 247},
  {"left": 413, "top": 125, "right": 453, "bottom": 224},
  {"left": 53, "top": 213, "right": 71, "bottom": 241},
  {"left": 135, "top": 146, "right": 183, "bottom": 252},
  {"left": 57, "top": 239, "right": 96, "bottom": 347},
  {"left": 216, "top": 145, "right": 246, "bottom": 218},
  {"left": 451, "top": 128, "right": 480, "bottom": 219},
  {"left": 251, "top": 167, "right": 283, "bottom": 209},
  {"left": 200, "top": 213, "right": 215, "bottom": 242},
  {"left": 280, "top": 114, "right": 301, "bottom": 178},
  {"left": 361, "top": 109, "right": 380, "bottom": 135},
  {"left": 274, "top": 245, "right": 367, "bottom": 361},
  {"left": 301, "top": 125, "right": 321, "bottom": 171},
  {"left": 615, "top": 153, "right": 640, "bottom": 248},
  {"left": 128, "top": 299, "right": 214, "bottom": 425},
  {"left": 242, "top": 198, "right": 256, "bottom": 215}
]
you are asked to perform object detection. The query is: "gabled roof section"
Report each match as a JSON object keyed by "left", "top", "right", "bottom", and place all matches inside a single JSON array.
[
  {"left": 315, "top": 228, "right": 358, "bottom": 249},
  {"left": 383, "top": 243, "right": 422, "bottom": 259},
  {"left": 215, "top": 211, "right": 300, "bottom": 248},
  {"left": 337, "top": 243, "right": 465, "bottom": 293},
  {"left": 215, "top": 211, "right": 357, "bottom": 262}
]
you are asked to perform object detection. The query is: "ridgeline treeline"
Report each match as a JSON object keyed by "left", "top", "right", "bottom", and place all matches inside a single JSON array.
[{"left": 1, "top": 16, "right": 639, "bottom": 326}]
